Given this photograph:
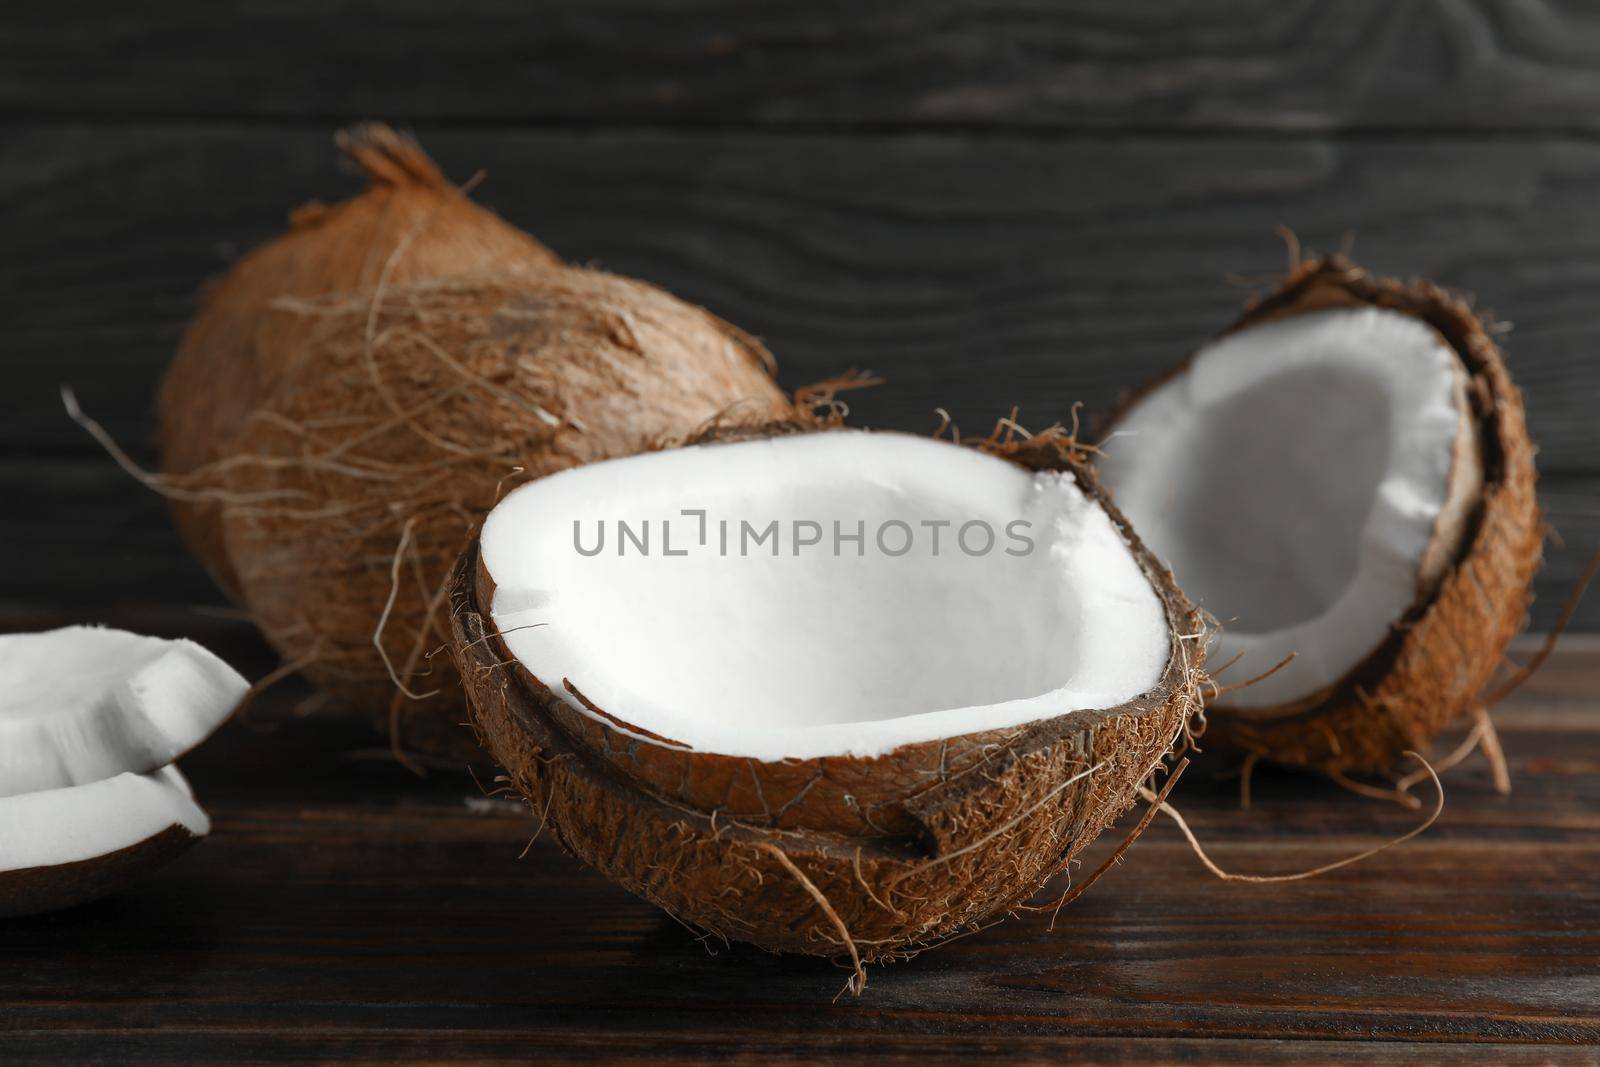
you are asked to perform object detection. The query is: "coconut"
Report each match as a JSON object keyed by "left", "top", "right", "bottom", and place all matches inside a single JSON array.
[
  {"left": 160, "top": 124, "right": 563, "bottom": 599},
  {"left": 157, "top": 127, "right": 792, "bottom": 760},
  {"left": 450, "top": 425, "right": 1204, "bottom": 967},
  {"left": 0, "top": 767, "right": 209, "bottom": 918},
  {"left": 1098, "top": 255, "right": 1542, "bottom": 776},
  {"left": 1, "top": 626, "right": 246, "bottom": 796},
  {"left": 0, "top": 627, "right": 243, "bottom": 916}
]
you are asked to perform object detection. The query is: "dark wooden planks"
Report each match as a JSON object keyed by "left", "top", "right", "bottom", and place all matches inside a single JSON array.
[
  {"left": 0, "top": 1036, "right": 1588, "bottom": 1066},
  {"left": 9, "top": 125, "right": 1600, "bottom": 469},
  {"left": 3, "top": 124, "right": 1598, "bottom": 626},
  {"left": 1, "top": 632, "right": 1597, "bottom": 1062},
  {"left": 0, "top": 460, "right": 219, "bottom": 610},
  {"left": 7, "top": 2, "right": 1600, "bottom": 133}
]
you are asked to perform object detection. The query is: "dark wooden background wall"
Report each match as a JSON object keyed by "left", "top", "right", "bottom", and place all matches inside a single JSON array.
[{"left": 4, "top": 1, "right": 1599, "bottom": 629}]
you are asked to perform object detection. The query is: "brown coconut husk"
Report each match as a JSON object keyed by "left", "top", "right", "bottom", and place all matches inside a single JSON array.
[
  {"left": 156, "top": 127, "right": 793, "bottom": 762},
  {"left": 160, "top": 124, "right": 562, "bottom": 599},
  {"left": 1110, "top": 254, "right": 1543, "bottom": 777},
  {"left": 206, "top": 270, "right": 792, "bottom": 761},
  {"left": 449, "top": 424, "right": 1206, "bottom": 967}
]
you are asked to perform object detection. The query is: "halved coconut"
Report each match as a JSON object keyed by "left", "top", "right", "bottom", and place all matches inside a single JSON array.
[
  {"left": 1099, "top": 255, "right": 1541, "bottom": 774},
  {"left": 0, "top": 765, "right": 209, "bottom": 917},
  {"left": 451, "top": 425, "right": 1203, "bottom": 960},
  {"left": 1, "top": 626, "right": 247, "bottom": 798}
]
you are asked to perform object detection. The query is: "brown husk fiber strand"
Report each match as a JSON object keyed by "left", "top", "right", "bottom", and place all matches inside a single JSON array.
[
  {"left": 0, "top": 825, "right": 201, "bottom": 918},
  {"left": 450, "top": 424, "right": 1206, "bottom": 962},
  {"left": 1117, "top": 254, "right": 1542, "bottom": 776},
  {"left": 157, "top": 127, "right": 791, "bottom": 760}
]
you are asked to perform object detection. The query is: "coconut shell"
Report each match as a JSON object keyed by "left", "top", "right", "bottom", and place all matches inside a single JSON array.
[
  {"left": 0, "top": 824, "right": 201, "bottom": 918},
  {"left": 450, "top": 427, "right": 1205, "bottom": 960},
  {"left": 160, "top": 124, "right": 563, "bottom": 599},
  {"left": 210, "top": 269, "right": 792, "bottom": 760},
  {"left": 1115, "top": 255, "right": 1543, "bottom": 776}
]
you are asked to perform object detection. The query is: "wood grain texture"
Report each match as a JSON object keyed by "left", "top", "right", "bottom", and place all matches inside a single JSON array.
[
  {"left": 1, "top": 616, "right": 1597, "bottom": 1064},
  {"left": 6, "top": 2, "right": 1600, "bottom": 132},
  {"left": 3, "top": 124, "right": 1597, "bottom": 626}
]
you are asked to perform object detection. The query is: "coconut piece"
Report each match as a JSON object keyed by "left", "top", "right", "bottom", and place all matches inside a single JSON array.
[
  {"left": 0, "top": 765, "right": 209, "bottom": 917},
  {"left": 157, "top": 127, "right": 792, "bottom": 761},
  {"left": 0, "top": 626, "right": 247, "bottom": 799},
  {"left": 1099, "top": 255, "right": 1541, "bottom": 774},
  {"left": 452, "top": 426, "right": 1204, "bottom": 959}
]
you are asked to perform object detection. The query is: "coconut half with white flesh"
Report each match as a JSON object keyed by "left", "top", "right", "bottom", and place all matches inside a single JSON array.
[
  {"left": 1099, "top": 255, "right": 1542, "bottom": 774},
  {"left": 451, "top": 425, "right": 1203, "bottom": 960},
  {"left": 0, "top": 627, "right": 243, "bottom": 915}
]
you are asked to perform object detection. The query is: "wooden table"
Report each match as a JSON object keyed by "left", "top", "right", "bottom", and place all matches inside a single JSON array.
[{"left": 3, "top": 615, "right": 1596, "bottom": 1063}]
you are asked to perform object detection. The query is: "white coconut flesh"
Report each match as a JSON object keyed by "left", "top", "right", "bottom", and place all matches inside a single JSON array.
[
  {"left": 0, "top": 765, "right": 208, "bottom": 878},
  {"left": 1099, "top": 307, "right": 1482, "bottom": 714},
  {"left": 481, "top": 431, "right": 1170, "bottom": 762},
  {"left": 0, "top": 626, "right": 248, "bottom": 799}
]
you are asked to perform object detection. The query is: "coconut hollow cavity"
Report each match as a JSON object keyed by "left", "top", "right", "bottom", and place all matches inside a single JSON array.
[
  {"left": 452, "top": 424, "right": 1204, "bottom": 964},
  {"left": 484, "top": 431, "right": 1170, "bottom": 761},
  {"left": 1099, "top": 254, "right": 1541, "bottom": 775}
]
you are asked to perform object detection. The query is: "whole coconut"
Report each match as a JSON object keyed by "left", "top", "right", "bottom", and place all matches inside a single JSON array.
[
  {"left": 161, "top": 124, "right": 563, "bottom": 597},
  {"left": 159, "top": 127, "right": 791, "bottom": 760}
]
